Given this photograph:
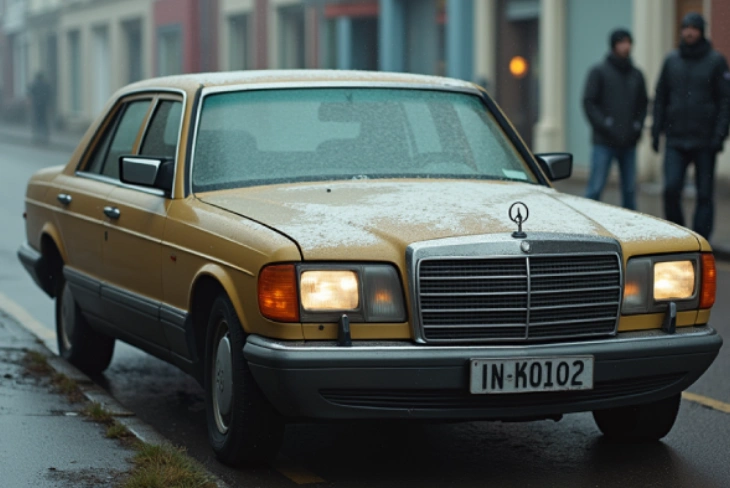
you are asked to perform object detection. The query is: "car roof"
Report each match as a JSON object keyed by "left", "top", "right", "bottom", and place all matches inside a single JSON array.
[{"left": 123, "top": 69, "right": 481, "bottom": 93}]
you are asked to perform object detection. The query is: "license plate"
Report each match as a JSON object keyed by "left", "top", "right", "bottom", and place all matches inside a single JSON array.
[{"left": 469, "top": 357, "right": 594, "bottom": 394}]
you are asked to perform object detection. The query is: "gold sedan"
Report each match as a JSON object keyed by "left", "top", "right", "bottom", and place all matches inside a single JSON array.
[{"left": 18, "top": 71, "right": 721, "bottom": 466}]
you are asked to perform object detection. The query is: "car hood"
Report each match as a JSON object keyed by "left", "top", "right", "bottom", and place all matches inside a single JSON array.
[{"left": 198, "top": 180, "right": 700, "bottom": 262}]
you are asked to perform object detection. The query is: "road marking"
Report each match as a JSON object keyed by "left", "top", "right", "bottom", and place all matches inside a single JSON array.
[
  {"left": 274, "top": 459, "right": 326, "bottom": 485},
  {"left": 682, "top": 392, "right": 730, "bottom": 414},
  {"left": 0, "top": 291, "right": 55, "bottom": 342}
]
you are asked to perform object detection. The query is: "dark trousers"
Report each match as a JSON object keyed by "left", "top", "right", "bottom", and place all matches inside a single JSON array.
[
  {"left": 663, "top": 147, "right": 717, "bottom": 240},
  {"left": 585, "top": 144, "right": 637, "bottom": 210}
]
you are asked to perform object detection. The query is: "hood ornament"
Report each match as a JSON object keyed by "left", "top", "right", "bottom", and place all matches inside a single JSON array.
[{"left": 509, "top": 202, "right": 529, "bottom": 239}]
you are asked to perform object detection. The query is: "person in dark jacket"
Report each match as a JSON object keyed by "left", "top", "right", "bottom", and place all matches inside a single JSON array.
[
  {"left": 652, "top": 12, "right": 730, "bottom": 240},
  {"left": 583, "top": 28, "right": 648, "bottom": 210}
]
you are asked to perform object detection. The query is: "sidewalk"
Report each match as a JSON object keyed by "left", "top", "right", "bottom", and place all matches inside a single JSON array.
[
  {"left": 0, "top": 308, "right": 227, "bottom": 487},
  {"left": 0, "top": 310, "right": 136, "bottom": 486}
]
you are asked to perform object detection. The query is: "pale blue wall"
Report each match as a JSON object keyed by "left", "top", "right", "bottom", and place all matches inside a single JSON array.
[{"left": 566, "top": 0, "right": 632, "bottom": 168}]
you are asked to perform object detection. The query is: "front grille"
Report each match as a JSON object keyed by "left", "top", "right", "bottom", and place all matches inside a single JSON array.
[
  {"left": 418, "top": 254, "right": 621, "bottom": 343},
  {"left": 320, "top": 373, "right": 685, "bottom": 410}
]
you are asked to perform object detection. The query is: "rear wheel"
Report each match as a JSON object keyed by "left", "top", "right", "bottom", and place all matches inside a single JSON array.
[
  {"left": 592, "top": 394, "right": 681, "bottom": 441},
  {"left": 204, "top": 293, "right": 284, "bottom": 466},
  {"left": 56, "top": 278, "right": 115, "bottom": 375}
]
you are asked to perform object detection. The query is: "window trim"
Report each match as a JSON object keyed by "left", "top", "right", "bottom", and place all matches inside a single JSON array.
[
  {"left": 138, "top": 95, "right": 184, "bottom": 158},
  {"left": 74, "top": 88, "right": 188, "bottom": 199},
  {"left": 76, "top": 93, "right": 154, "bottom": 174},
  {"left": 187, "top": 82, "right": 550, "bottom": 195},
  {"left": 100, "top": 99, "right": 155, "bottom": 178}
]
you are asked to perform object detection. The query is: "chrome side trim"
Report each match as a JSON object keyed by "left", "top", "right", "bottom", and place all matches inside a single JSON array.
[{"left": 75, "top": 171, "right": 166, "bottom": 197}]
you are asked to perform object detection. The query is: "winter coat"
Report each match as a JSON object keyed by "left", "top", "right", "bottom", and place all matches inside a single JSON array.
[
  {"left": 652, "top": 38, "right": 730, "bottom": 151},
  {"left": 583, "top": 53, "right": 648, "bottom": 149}
]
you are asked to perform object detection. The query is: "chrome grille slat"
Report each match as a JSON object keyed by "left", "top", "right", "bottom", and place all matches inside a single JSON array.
[
  {"left": 529, "top": 301, "right": 620, "bottom": 311},
  {"left": 420, "top": 275, "right": 527, "bottom": 281},
  {"left": 530, "top": 285, "right": 620, "bottom": 294},
  {"left": 417, "top": 252, "right": 621, "bottom": 343}
]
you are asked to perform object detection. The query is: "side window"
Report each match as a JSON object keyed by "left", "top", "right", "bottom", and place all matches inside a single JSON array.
[
  {"left": 140, "top": 100, "right": 183, "bottom": 159},
  {"left": 98, "top": 100, "right": 151, "bottom": 179},
  {"left": 85, "top": 108, "right": 123, "bottom": 175}
]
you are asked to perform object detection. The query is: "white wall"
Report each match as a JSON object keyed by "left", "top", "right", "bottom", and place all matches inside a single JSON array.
[
  {"left": 219, "top": 0, "right": 254, "bottom": 71},
  {"left": 57, "top": 0, "right": 154, "bottom": 126}
]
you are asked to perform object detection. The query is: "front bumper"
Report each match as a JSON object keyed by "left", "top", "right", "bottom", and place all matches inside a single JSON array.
[{"left": 244, "top": 327, "right": 722, "bottom": 420}]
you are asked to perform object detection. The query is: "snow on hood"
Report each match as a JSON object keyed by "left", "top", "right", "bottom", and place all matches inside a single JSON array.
[{"left": 199, "top": 180, "right": 699, "bottom": 261}]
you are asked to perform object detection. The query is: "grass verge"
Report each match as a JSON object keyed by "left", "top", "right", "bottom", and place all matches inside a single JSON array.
[
  {"left": 23, "top": 350, "right": 51, "bottom": 374},
  {"left": 106, "top": 421, "right": 132, "bottom": 439},
  {"left": 122, "top": 443, "right": 217, "bottom": 488},
  {"left": 84, "top": 401, "right": 114, "bottom": 423},
  {"left": 51, "top": 372, "right": 85, "bottom": 402}
]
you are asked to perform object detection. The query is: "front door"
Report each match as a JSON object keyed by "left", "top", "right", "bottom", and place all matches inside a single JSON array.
[{"left": 102, "top": 96, "right": 183, "bottom": 349}]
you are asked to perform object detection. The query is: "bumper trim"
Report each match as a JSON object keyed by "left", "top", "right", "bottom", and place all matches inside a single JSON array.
[{"left": 17, "top": 242, "right": 52, "bottom": 297}]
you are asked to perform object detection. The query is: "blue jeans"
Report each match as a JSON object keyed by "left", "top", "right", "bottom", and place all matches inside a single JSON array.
[
  {"left": 585, "top": 145, "right": 637, "bottom": 210},
  {"left": 663, "top": 147, "right": 717, "bottom": 240}
]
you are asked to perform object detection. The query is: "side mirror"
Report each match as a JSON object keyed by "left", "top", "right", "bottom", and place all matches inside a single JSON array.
[
  {"left": 119, "top": 156, "right": 174, "bottom": 194},
  {"left": 535, "top": 153, "right": 572, "bottom": 181}
]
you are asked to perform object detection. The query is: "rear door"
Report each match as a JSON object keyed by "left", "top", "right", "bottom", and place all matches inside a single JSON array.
[{"left": 53, "top": 97, "right": 151, "bottom": 318}]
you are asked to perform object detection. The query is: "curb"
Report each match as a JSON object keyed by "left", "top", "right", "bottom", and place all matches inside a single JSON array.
[{"left": 0, "top": 307, "right": 231, "bottom": 488}]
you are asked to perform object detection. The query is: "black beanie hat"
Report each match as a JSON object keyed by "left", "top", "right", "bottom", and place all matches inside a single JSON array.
[
  {"left": 609, "top": 28, "right": 632, "bottom": 49},
  {"left": 681, "top": 12, "right": 706, "bottom": 35}
]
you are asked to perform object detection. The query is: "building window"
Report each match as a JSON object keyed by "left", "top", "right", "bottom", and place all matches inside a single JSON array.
[
  {"left": 68, "top": 30, "right": 81, "bottom": 114},
  {"left": 124, "top": 19, "right": 144, "bottom": 83},
  {"left": 92, "top": 26, "right": 111, "bottom": 115},
  {"left": 228, "top": 14, "right": 251, "bottom": 70},
  {"left": 158, "top": 25, "right": 183, "bottom": 76},
  {"left": 279, "top": 5, "right": 305, "bottom": 69},
  {"left": 11, "top": 33, "right": 27, "bottom": 99}
]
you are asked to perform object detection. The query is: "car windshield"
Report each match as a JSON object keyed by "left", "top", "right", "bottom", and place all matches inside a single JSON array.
[{"left": 192, "top": 88, "right": 538, "bottom": 192}]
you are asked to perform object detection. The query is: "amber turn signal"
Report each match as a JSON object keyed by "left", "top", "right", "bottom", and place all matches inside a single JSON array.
[
  {"left": 258, "top": 264, "right": 300, "bottom": 322},
  {"left": 700, "top": 253, "right": 716, "bottom": 309}
]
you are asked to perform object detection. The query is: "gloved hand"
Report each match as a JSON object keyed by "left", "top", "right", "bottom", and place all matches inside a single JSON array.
[{"left": 651, "top": 136, "right": 660, "bottom": 153}]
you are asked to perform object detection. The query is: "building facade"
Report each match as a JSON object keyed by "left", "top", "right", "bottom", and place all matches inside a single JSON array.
[{"left": 1, "top": 0, "right": 729, "bottom": 182}]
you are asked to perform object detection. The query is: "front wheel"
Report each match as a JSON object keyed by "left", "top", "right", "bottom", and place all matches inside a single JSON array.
[
  {"left": 56, "top": 279, "right": 115, "bottom": 375},
  {"left": 204, "top": 294, "right": 284, "bottom": 466},
  {"left": 592, "top": 393, "right": 681, "bottom": 441}
]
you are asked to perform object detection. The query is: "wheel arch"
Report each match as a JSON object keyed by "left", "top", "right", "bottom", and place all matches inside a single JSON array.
[
  {"left": 187, "top": 264, "right": 250, "bottom": 382},
  {"left": 38, "top": 223, "right": 67, "bottom": 298}
]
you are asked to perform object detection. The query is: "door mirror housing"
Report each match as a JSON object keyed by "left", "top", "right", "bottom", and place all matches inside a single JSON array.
[
  {"left": 119, "top": 156, "right": 174, "bottom": 194},
  {"left": 535, "top": 153, "right": 572, "bottom": 181}
]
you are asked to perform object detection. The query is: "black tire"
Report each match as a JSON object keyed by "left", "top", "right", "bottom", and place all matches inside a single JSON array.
[
  {"left": 592, "top": 393, "right": 681, "bottom": 441},
  {"left": 56, "top": 278, "right": 115, "bottom": 375},
  {"left": 204, "top": 293, "right": 284, "bottom": 466}
]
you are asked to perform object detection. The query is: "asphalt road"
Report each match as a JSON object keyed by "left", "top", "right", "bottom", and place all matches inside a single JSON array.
[{"left": 1, "top": 140, "right": 729, "bottom": 487}]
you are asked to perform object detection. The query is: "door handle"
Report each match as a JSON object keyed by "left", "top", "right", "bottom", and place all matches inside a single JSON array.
[
  {"left": 103, "top": 206, "right": 120, "bottom": 220},
  {"left": 57, "top": 193, "right": 72, "bottom": 205}
]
